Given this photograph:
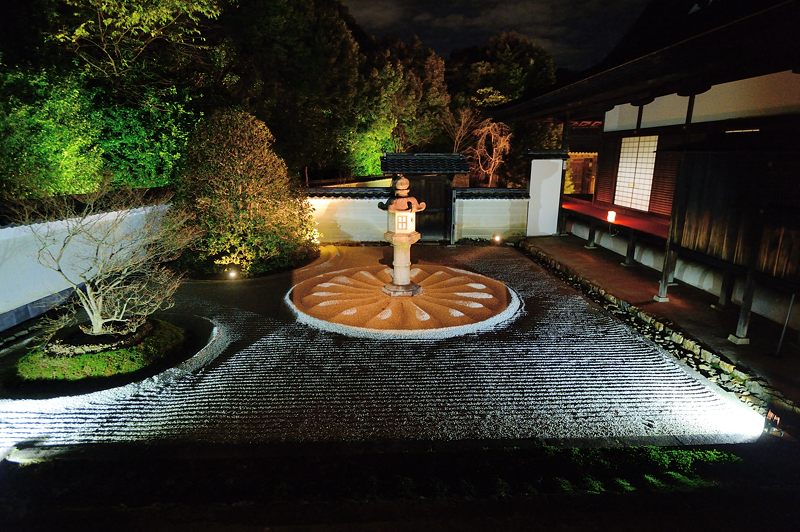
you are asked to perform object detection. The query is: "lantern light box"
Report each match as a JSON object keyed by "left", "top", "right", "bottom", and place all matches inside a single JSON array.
[{"left": 389, "top": 212, "right": 415, "bottom": 234}]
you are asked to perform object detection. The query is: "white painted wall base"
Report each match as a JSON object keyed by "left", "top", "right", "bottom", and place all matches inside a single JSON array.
[
  {"left": 309, "top": 197, "right": 387, "bottom": 242},
  {"left": 568, "top": 219, "right": 799, "bottom": 330},
  {"left": 454, "top": 198, "right": 527, "bottom": 241},
  {"left": 310, "top": 194, "right": 530, "bottom": 244}
]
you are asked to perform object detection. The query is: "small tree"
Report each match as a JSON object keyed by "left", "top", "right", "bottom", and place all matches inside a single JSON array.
[
  {"left": 19, "top": 188, "right": 196, "bottom": 337},
  {"left": 469, "top": 119, "right": 512, "bottom": 187},
  {"left": 178, "top": 108, "right": 318, "bottom": 274},
  {"left": 441, "top": 107, "right": 481, "bottom": 153}
]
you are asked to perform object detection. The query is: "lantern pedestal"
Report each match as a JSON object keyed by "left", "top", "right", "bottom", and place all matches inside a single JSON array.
[
  {"left": 383, "top": 230, "right": 422, "bottom": 296},
  {"left": 378, "top": 175, "right": 426, "bottom": 297}
]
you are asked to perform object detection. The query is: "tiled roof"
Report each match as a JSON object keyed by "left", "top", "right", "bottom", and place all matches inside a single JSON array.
[
  {"left": 381, "top": 153, "right": 469, "bottom": 175},
  {"left": 306, "top": 187, "right": 391, "bottom": 199},
  {"left": 454, "top": 188, "right": 529, "bottom": 200}
]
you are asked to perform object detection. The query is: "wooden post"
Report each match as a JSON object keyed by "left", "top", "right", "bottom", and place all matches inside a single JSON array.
[
  {"left": 621, "top": 233, "right": 637, "bottom": 267},
  {"left": 666, "top": 249, "right": 678, "bottom": 284},
  {"left": 776, "top": 293, "right": 796, "bottom": 356},
  {"left": 450, "top": 187, "right": 457, "bottom": 245},
  {"left": 557, "top": 211, "right": 568, "bottom": 235},
  {"left": 654, "top": 243, "right": 675, "bottom": 302},
  {"left": 728, "top": 267, "right": 755, "bottom": 345},
  {"left": 717, "top": 269, "right": 735, "bottom": 308},
  {"left": 584, "top": 224, "right": 597, "bottom": 249}
]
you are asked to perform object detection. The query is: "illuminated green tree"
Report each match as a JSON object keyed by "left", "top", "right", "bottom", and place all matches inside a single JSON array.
[
  {"left": 348, "top": 40, "right": 451, "bottom": 175},
  {"left": 347, "top": 63, "right": 403, "bottom": 176},
  {"left": 0, "top": 68, "right": 197, "bottom": 197},
  {"left": 0, "top": 70, "right": 103, "bottom": 198},
  {"left": 97, "top": 87, "right": 196, "bottom": 188},
  {"left": 52, "top": 0, "right": 221, "bottom": 85}
]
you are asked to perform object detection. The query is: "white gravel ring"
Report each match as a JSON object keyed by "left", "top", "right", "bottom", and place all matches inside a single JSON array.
[{"left": 285, "top": 284, "right": 523, "bottom": 340}]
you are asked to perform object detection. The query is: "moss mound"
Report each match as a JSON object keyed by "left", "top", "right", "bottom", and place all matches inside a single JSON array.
[{"left": 17, "top": 319, "right": 185, "bottom": 381}]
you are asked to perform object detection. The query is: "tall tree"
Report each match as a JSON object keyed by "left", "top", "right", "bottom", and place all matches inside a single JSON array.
[
  {"left": 448, "top": 32, "right": 558, "bottom": 186},
  {"left": 386, "top": 38, "right": 451, "bottom": 151},
  {"left": 220, "top": 0, "right": 361, "bottom": 178},
  {"left": 347, "top": 62, "right": 403, "bottom": 176},
  {"left": 448, "top": 32, "right": 554, "bottom": 109},
  {"left": 51, "top": 0, "right": 221, "bottom": 90},
  {"left": 348, "top": 38, "right": 451, "bottom": 175}
]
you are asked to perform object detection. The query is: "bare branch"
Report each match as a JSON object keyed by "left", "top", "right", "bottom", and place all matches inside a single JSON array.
[
  {"left": 467, "top": 119, "right": 512, "bottom": 187},
  {"left": 14, "top": 187, "right": 197, "bottom": 336}
]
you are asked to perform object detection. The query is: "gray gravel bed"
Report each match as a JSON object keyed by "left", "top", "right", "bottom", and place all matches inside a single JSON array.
[{"left": 0, "top": 247, "right": 763, "bottom": 452}]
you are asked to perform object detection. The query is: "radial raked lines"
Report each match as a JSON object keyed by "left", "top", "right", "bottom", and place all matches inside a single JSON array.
[{"left": 286, "top": 176, "right": 522, "bottom": 338}]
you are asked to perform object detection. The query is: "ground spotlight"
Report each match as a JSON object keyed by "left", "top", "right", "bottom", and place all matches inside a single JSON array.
[
  {"left": 493, "top": 234, "right": 503, "bottom": 244},
  {"left": 227, "top": 269, "right": 238, "bottom": 279}
]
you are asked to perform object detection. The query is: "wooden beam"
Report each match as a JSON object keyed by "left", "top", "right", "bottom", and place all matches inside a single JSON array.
[{"left": 776, "top": 293, "right": 796, "bottom": 356}]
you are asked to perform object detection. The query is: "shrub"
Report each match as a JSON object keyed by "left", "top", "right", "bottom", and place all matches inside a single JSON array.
[
  {"left": 0, "top": 69, "right": 104, "bottom": 198},
  {"left": 178, "top": 108, "right": 318, "bottom": 275},
  {"left": 17, "top": 319, "right": 184, "bottom": 381},
  {"left": 98, "top": 87, "right": 196, "bottom": 188},
  {"left": 0, "top": 69, "right": 196, "bottom": 198}
]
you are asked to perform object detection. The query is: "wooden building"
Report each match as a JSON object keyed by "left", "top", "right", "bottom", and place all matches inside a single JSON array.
[{"left": 495, "top": 0, "right": 800, "bottom": 341}]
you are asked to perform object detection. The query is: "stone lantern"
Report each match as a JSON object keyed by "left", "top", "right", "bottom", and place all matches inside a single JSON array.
[{"left": 379, "top": 176, "right": 426, "bottom": 296}]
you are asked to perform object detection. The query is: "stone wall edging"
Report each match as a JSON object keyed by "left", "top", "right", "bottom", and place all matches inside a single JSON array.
[{"left": 517, "top": 240, "right": 797, "bottom": 419}]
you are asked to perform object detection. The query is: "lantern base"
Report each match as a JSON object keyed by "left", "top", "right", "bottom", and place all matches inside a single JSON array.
[
  {"left": 384, "top": 230, "right": 421, "bottom": 245},
  {"left": 382, "top": 283, "right": 422, "bottom": 297},
  {"left": 287, "top": 264, "right": 518, "bottom": 338}
]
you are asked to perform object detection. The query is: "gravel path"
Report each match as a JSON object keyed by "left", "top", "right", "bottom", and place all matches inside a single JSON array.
[{"left": 0, "top": 246, "right": 763, "bottom": 452}]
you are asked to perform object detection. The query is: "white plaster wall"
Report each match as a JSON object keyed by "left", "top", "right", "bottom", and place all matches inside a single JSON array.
[
  {"left": 527, "top": 159, "right": 562, "bottom": 236},
  {"left": 309, "top": 197, "right": 386, "bottom": 242},
  {"left": 567, "top": 219, "right": 798, "bottom": 329},
  {"left": 604, "top": 104, "right": 639, "bottom": 132},
  {"left": 454, "top": 199, "right": 528, "bottom": 241},
  {"left": 693, "top": 70, "right": 800, "bottom": 123},
  {"left": 641, "top": 94, "right": 689, "bottom": 128},
  {"left": 0, "top": 206, "right": 160, "bottom": 315}
]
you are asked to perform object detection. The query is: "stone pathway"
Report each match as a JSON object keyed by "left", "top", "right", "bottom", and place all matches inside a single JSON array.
[{"left": 0, "top": 246, "right": 764, "bottom": 453}]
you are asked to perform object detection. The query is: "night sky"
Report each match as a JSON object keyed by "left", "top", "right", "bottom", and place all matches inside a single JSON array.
[{"left": 341, "top": 0, "right": 652, "bottom": 71}]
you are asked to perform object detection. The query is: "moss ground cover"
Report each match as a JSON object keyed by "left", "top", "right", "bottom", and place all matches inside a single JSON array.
[{"left": 16, "top": 319, "right": 184, "bottom": 381}]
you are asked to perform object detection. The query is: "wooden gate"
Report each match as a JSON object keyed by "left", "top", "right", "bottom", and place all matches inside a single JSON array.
[{"left": 409, "top": 175, "right": 452, "bottom": 242}]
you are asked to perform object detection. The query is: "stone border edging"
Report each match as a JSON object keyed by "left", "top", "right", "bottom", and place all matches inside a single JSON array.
[
  {"left": 285, "top": 285, "right": 524, "bottom": 340},
  {"left": 518, "top": 239, "right": 796, "bottom": 419}
]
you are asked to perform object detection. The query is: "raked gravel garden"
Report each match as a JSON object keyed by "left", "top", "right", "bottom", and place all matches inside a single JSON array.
[{"left": 0, "top": 245, "right": 764, "bottom": 459}]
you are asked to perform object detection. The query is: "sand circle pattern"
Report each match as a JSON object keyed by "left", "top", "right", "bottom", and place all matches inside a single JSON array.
[{"left": 287, "top": 265, "right": 521, "bottom": 339}]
